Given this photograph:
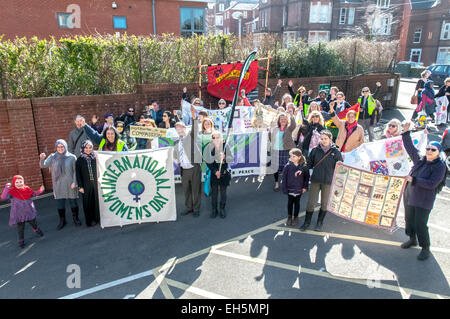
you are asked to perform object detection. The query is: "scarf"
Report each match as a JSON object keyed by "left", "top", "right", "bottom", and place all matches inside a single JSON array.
[
  {"left": 342, "top": 121, "right": 358, "bottom": 152},
  {"left": 319, "top": 142, "right": 331, "bottom": 154},
  {"left": 80, "top": 140, "right": 96, "bottom": 161},
  {"left": 8, "top": 175, "right": 34, "bottom": 200},
  {"left": 53, "top": 139, "right": 69, "bottom": 181},
  {"left": 423, "top": 80, "right": 435, "bottom": 100}
]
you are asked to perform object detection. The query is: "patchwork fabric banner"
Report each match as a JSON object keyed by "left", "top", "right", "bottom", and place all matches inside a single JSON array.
[
  {"left": 435, "top": 96, "right": 449, "bottom": 126},
  {"left": 327, "top": 162, "right": 407, "bottom": 230},
  {"left": 151, "top": 131, "right": 268, "bottom": 183},
  {"left": 207, "top": 61, "right": 258, "bottom": 101},
  {"left": 96, "top": 148, "right": 176, "bottom": 228},
  {"left": 343, "top": 131, "right": 427, "bottom": 176}
]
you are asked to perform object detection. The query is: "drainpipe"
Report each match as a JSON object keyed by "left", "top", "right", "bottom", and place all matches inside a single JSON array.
[{"left": 152, "top": 0, "right": 156, "bottom": 35}]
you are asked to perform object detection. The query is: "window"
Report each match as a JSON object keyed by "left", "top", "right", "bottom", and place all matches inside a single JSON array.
[
  {"left": 374, "top": 14, "right": 391, "bottom": 35},
  {"left": 215, "top": 15, "right": 223, "bottom": 26},
  {"left": 57, "top": 13, "right": 73, "bottom": 28},
  {"left": 409, "top": 49, "right": 422, "bottom": 63},
  {"left": 310, "top": 1, "right": 332, "bottom": 24},
  {"left": 219, "top": 3, "right": 224, "bottom": 12},
  {"left": 339, "top": 8, "right": 347, "bottom": 25},
  {"left": 441, "top": 21, "right": 450, "bottom": 40},
  {"left": 348, "top": 8, "right": 355, "bottom": 25},
  {"left": 437, "top": 47, "right": 450, "bottom": 64},
  {"left": 113, "top": 16, "right": 127, "bottom": 29},
  {"left": 283, "top": 31, "right": 296, "bottom": 48},
  {"left": 308, "top": 31, "right": 330, "bottom": 44},
  {"left": 180, "top": 7, "right": 205, "bottom": 37},
  {"left": 243, "top": 11, "right": 248, "bottom": 19},
  {"left": 376, "top": 0, "right": 390, "bottom": 8},
  {"left": 413, "top": 28, "right": 422, "bottom": 43}
]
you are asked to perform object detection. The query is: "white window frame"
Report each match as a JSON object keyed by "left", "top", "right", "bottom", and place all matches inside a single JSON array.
[
  {"left": 413, "top": 28, "right": 422, "bottom": 43},
  {"left": 441, "top": 21, "right": 450, "bottom": 40},
  {"left": 219, "top": 3, "right": 224, "bottom": 12},
  {"left": 310, "top": 1, "right": 332, "bottom": 24},
  {"left": 409, "top": 48, "right": 422, "bottom": 63},
  {"left": 339, "top": 8, "right": 347, "bottom": 25},
  {"left": 348, "top": 7, "right": 355, "bottom": 25},
  {"left": 377, "top": 0, "right": 390, "bottom": 8},
  {"left": 215, "top": 15, "right": 223, "bottom": 26},
  {"left": 243, "top": 10, "right": 248, "bottom": 19},
  {"left": 437, "top": 47, "right": 450, "bottom": 64},
  {"left": 308, "top": 31, "right": 330, "bottom": 45}
]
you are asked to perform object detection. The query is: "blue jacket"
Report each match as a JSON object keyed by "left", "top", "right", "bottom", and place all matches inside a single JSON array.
[
  {"left": 282, "top": 161, "right": 310, "bottom": 195},
  {"left": 402, "top": 131, "right": 446, "bottom": 210}
]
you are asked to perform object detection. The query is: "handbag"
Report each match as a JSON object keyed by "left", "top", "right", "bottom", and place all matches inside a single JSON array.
[{"left": 410, "top": 94, "right": 418, "bottom": 105}]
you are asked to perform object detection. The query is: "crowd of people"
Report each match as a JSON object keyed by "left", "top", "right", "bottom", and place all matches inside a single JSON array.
[{"left": 2, "top": 80, "right": 448, "bottom": 262}]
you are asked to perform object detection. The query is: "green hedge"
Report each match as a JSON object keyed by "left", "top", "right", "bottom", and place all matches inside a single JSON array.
[{"left": 0, "top": 34, "right": 398, "bottom": 99}]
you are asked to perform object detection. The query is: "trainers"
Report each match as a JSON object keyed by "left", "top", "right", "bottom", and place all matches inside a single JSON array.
[
  {"left": 417, "top": 248, "right": 431, "bottom": 261},
  {"left": 34, "top": 229, "right": 44, "bottom": 237}
]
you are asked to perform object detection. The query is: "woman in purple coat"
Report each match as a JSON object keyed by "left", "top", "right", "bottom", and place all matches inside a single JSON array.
[{"left": 401, "top": 123, "right": 447, "bottom": 260}]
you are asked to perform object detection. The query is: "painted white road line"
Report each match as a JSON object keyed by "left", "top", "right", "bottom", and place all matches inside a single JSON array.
[
  {"left": 210, "top": 249, "right": 450, "bottom": 299},
  {"left": 59, "top": 269, "right": 154, "bottom": 299},
  {"left": 165, "top": 278, "right": 230, "bottom": 299},
  {"left": 59, "top": 218, "right": 287, "bottom": 299},
  {"left": 14, "top": 261, "right": 36, "bottom": 276},
  {"left": 269, "top": 226, "right": 450, "bottom": 254}
]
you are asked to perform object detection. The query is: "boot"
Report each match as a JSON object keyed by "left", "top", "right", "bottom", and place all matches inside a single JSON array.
[
  {"left": 286, "top": 215, "right": 293, "bottom": 226},
  {"left": 18, "top": 240, "right": 25, "bottom": 249},
  {"left": 314, "top": 210, "right": 327, "bottom": 232},
  {"left": 417, "top": 248, "right": 431, "bottom": 261},
  {"left": 57, "top": 209, "right": 67, "bottom": 230},
  {"left": 300, "top": 211, "right": 313, "bottom": 231},
  {"left": 210, "top": 206, "right": 218, "bottom": 219},
  {"left": 292, "top": 216, "right": 299, "bottom": 226},
  {"left": 219, "top": 204, "right": 226, "bottom": 219},
  {"left": 71, "top": 207, "right": 82, "bottom": 226},
  {"left": 33, "top": 228, "right": 44, "bottom": 237},
  {"left": 401, "top": 237, "right": 418, "bottom": 249}
]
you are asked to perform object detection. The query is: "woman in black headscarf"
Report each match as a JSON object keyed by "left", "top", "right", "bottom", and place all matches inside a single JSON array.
[{"left": 76, "top": 140, "right": 100, "bottom": 227}]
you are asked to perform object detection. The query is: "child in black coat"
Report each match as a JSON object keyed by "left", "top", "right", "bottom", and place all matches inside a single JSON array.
[{"left": 282, "top": 148, "right": 310, "bottom": 226}]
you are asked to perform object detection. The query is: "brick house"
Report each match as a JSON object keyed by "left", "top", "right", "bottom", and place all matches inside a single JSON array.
[
  {"left": 222, "top": 1, "right": 259, "bottom": 36},
  {"left": 256, "top": 0, "right": 405, "bottom": 46},
  {"left": 0, "top": 0, "right": 209, "bottom": 40},
  {"left": 402, "top": 0, "right": 450, "bottom": 65}
]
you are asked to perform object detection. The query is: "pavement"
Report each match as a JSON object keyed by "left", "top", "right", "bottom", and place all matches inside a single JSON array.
[{"left": 0, "top": 85, "right": 449, "bottom": 300}]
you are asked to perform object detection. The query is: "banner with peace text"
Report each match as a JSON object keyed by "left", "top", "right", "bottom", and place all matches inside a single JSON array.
[
  {"left": 207, "top": 61, "right": 258, "bottom": 101},
  {"left": 96, "top": 148, "right": 176, "bottom": 228},
  {"left": 343, "top": 131, "right": 427, "bottom": 176},
  {"left": 151, "top": 131, "right": 268, "bottom": 183}
]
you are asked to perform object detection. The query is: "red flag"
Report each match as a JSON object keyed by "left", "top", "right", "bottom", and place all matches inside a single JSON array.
[
  {"left": 338, "top": 103, "right": 360, "bottom": 120},
  {"left": 207, "top": 61, "right": 258, "bottom": 101}
]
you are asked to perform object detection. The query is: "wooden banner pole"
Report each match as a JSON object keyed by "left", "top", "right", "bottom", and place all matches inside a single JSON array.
[
  {"left": 198, "top": 60, "right": 202, "bottom": 100},
  {"left": 264, "top": 55, "right": 271, "bottom": 100}
]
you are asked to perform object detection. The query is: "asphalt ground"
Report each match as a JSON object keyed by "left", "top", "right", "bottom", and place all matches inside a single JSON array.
[{"left": 0, "top": 83, "right": 449, "bottom": 300}]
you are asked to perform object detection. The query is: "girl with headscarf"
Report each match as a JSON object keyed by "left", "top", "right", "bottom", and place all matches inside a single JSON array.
[
  {"left": 39, "top": 139, "right": 80, "bottom": 230},
  {"left": 76, "top": 140, "right": 100, "bottom": 227},
  {"left": 1, "top": 176, "right": 45, "bottom": 248}
]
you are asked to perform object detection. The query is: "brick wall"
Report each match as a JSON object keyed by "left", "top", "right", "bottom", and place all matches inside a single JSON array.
[{"left": 0, "top": 73, "right": 399, "bottom": 195}]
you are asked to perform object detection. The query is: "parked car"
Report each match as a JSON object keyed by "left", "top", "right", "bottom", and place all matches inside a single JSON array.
[
  {"left": 426, "top": 64, "right": 450, "bottom": 87},
  {"left": 397, "top": 61, "right": 424, "bottom": 67}
]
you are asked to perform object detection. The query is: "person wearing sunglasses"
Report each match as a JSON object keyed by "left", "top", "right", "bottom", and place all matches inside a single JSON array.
[
  {"left": 381, "top": 118, "right": 402, "bottom": 139},
  {"left": 295, "top": 109, "right": 325, "bottom": 158},
  {"left": 218, "top": 99, "right": 227, "bottom": 110},
  {"left": 400, "top": 122, "right": 447, "bottom": 260},
  {"left": 158, "top": 111, "right": 176, "bottom": 129},
  {"left": 115, "top": 106, "right": 137, "bottom": 129},
  {"left": 358, "top": 82, "right": 382, "bottom": 142}
]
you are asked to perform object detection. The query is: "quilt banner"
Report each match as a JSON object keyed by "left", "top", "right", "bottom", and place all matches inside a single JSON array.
[
  {"left": 96, "top": 148, "right": 176, "bottom": 228},
  {"left": 207, "top": 61, "right": 258, "bottom": 101},
  {"left": 343, "top": 131, "right": 427, "bottom": 176},
  {"left": 435, "top": 96, "right": 449, "bottom": 126},
  {"left": 327, "top": 162, "right": 407, "bottom": 230}
]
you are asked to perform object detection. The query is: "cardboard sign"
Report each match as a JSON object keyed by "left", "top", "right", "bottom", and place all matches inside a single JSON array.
[{"left": 129, "top": 125, "right": 167, "bottom": 139}]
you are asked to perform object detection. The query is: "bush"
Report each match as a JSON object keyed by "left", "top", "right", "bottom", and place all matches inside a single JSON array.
[
  {"left": 0, "top": 34, "right": 399, "bottom": 99},
  {"left": 409, "top": 66, "right": 427, "bottom": 78}
]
